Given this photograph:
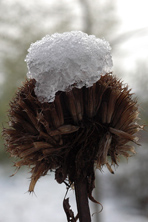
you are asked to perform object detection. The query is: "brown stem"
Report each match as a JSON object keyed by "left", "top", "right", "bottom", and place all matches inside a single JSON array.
[{"left": 74, "top": 177, "right": 91, "bottom": 222}]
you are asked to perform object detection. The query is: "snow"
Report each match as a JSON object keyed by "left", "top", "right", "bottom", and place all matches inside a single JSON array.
[
  {"left": 1, "top": 155, "right": 148, "bottom": 222},
  {"left": 25, "top": 31, "right": 113, "bottom": 102}
]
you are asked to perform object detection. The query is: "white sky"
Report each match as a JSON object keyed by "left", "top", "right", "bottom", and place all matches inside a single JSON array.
[
  {"left": 112, "top": 0, "right": 148, "bottom": 94},
  {"left": 116, "top": 0, "right": 148, "bottom": 32},
  {"left": 114, "top": 0, "right": 148, "bottom": 68}
]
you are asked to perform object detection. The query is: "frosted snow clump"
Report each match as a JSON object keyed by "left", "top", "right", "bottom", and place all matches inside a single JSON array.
[{"left": 25, "top": 31, "right": 113, "bottom": 102}]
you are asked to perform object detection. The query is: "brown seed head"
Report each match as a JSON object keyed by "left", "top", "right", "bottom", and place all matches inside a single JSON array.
[{"left": 3, "top": 73, "right": 142, "bottom": 194}]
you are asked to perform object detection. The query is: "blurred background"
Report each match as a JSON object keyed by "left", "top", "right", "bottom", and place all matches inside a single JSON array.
[{"left": 0, "top": 0, "right": 148, "bottom": 221}]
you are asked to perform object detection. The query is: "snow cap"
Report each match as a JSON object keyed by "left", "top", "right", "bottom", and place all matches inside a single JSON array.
[{"left": 25, "top": 31, "right": 113, "bottom": 102}]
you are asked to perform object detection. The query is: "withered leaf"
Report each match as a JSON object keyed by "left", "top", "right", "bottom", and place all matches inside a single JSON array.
[{"left": 63, "top": 198, "right": 78, "bottom": 222}]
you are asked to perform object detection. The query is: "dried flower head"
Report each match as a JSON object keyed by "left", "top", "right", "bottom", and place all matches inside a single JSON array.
[
  {"left": 2, "top": 32, "right": 143, "bottom": 221},
  {"left": 3, "top": 73, "right": 141, "bottom": 194}
]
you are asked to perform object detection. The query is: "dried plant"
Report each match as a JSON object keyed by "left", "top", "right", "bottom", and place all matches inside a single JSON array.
[
  {"left": 2, "top": 31, "right": 143, "bottom": 222},
  {"left": 3, "top": 73, "right": 142, "bottom": 221}
]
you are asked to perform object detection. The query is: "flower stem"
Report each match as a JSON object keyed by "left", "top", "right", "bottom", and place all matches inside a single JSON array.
[{"left": 74, "top": 177, "right": 91, "bottom": 222}]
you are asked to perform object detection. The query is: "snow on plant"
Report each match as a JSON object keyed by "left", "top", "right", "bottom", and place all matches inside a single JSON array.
[{"left": 3, "top": 31, "right": 142, "bottom": 222}]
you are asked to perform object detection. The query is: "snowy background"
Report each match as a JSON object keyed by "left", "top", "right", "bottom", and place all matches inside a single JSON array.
[
  {"left": 1, "top": 145, "right": 148, "bottom": 222},
  {"left": 0, "top": 0, "right": 148, "bottom": 221}
]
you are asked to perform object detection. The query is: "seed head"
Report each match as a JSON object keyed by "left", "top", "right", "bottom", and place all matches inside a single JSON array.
[
  {"left": 3, "top": 74, "right": 142, "bottom": 194},
  {"left": 2, "top": 32, "right": 142, "bottom": 204}
]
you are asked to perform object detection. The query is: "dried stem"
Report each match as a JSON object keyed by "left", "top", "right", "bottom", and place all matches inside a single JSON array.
[{"left": 74, "top": 177, "right": 91, "bottom": 222}]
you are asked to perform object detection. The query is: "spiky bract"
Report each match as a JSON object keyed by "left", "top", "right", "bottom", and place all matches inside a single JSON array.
[{"left": 3, "top": 74, "right": 141, "bottom": 193}]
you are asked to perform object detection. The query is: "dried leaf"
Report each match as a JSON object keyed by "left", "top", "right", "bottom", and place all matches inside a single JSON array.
[{"left": 63, "top": 198, "right": 78, "bottom": 222}]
